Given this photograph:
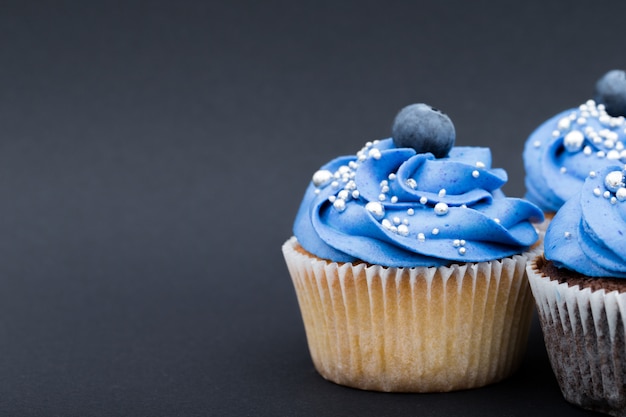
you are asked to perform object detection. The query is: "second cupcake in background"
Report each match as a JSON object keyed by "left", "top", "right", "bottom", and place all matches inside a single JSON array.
[
  {"left": 523, "top": 69, "right": 626, "bottom": 232},
  {"left": 283, "top": 103, "right": 544, "bottom": 392}
]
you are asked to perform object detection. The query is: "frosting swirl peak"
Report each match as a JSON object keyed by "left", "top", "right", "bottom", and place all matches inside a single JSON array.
[
  {"left": 294, "top": 139, "right": 543, "bottom": 267},
  {"left": 544, "top": 165, "right": 626, "bottom": 278}
]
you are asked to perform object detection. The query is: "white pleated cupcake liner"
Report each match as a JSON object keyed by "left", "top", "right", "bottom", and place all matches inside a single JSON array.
[
  {"left": 283, "top": 237, "right": 535, "bottom": 392},
  {"left": 527, "top": 256, "right": 626, "bottom": 416}
]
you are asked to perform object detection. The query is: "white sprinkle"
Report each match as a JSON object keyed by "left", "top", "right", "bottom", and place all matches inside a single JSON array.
[
  {"left": 459, "top": 247, "right": 466, "bottom": 255},
  {"left": 351, "top": 190, "right": 360, "bottom": 199},
  {"left": 607, "top": 131, "right": 619, "bottom": 142},
  {"left": 405, "top": 178, "right": 417, "bottom": 189},
  {"left": 494, "top": 218, "right": 501, "bottom": 224},
  {"left": 605, "top": 139, "right": 616, "bottom": 149},
  {"left": 338, "top": 165, "right": 350, "bottom": 175},
  {"left": 593, "top": 187, "right": 602, "bottom": 196},
  {"left": 388, "top": 173, "right": 396, "bottom": 181},
  {"left": 381, "top": 185, "right": 390, "bottom": 193},
  {"left": 604, "top": 190, "right": 611, "bottom": 199},
  {"left": 328, "top": 195, "right": 336, "bottom": 203},
  {"left": 345, "top": 180, "right": 356, "bottom": 190},
  {"left": 312, "top": 169, "right": 334, "bottom": 187},
  {"left": 460, "top": 239, "right": 466, "bottom": 246},
  {"left": 382, "top": 219, "right": 393, "bottom": 230},
  {"left": 390, "top": 196, "right": 398, "bottom": 203},
  {"left": 331, "top": 180, "right": 340, "bottom": 188},
  {"left": 420, "top": 196, "right": 428, "bottom": 204},
  {"left": 407, "top": 208, "right": 415, "bottom": 216},
  {"left": 564, "top": 231, "right": 571, "bottom": 239},
  {"left": 453, "top": 239, "right": 461, "bottom": 247},
  {"left": 438, "top": 189, "right": 446, "bottom": 197},
  {"left": 476, "top": 161, "right": 486, "bottom": 169},
  {"left": 583, "top": 146, "right": 592, "bottom": 155},
  {"left": 611, "top": 197, "right": 618, "bottom": 204},
  {"left": 616, "top": 188, "right": 626, "bottom": 201},
  {"left": 472, "top": 170, "right": 480, "bottom": 178},
  {"left": 403, "top": 219, "right": 409, "bottom": 225},
  {"left": 378, "top": 194, "right": 386, "bottom": 201},
  {"left": 560, "top": 167, "right": 567, "bottom": 174},
  {"left": 333, "top": 199, "right": 346, "bottom": 212},
  {"left": 552, "top": 130, "right": 560, "bottom": 138},
  {"left": 587, "top": 99, "right": 596, "bottom": 107},
  {"left": 589, "top": 171, "right": 596, "bottom": 178},
  {"left": 533, "top": 140, "right": 541, "bottom": 148},
  {"left": 432, "top": 228, "right": 439, "bottom": 235},
  {"left": 366, "top": 201, "right": 385, "bottom": 219},
  {"left": 608, "top": 150, "right": 621, "bottom": 160},
  {"left": 380, "top": 180, "right": 388, "bottom": 187},
  {"left": 605, "top": 170, "right": 625, "bottom": 191},
  {"left": 368, "top": 148, "right": 382, "bottom": 160},
  {"left": 338, "top": 190, "right": 350, "bottom": 200},
  {"left": 314, "top": 189, "right": 320, "bottom": 194},
  {"left": 557, "top": 117, "right": 571, "bottom": 130},
  {"left": 417, "top": 233, "right": 425, "bottom": 242},
  {"left": 577, "top": 117, "right": 587, "bottom": 125},
  {"left": 434, "top": 202, "right": 449, "bottom": 215},
  {"left": 393, "top": 216, "right": 401, "bottom": 225},
  {"left": 397, "top": 224, "right": 409, "bottom": 236},
  {"left": 597, "top": 151, "right": 606, "bottom": 158},
  {"left": 349, "top": 161, "right": 359, "bottom": 169},
  {"left": 461, "top": 204, "right": 467, "bottom": 208},
  {"left": 563, "top": 130, "right": 585, "bottom": 152}
]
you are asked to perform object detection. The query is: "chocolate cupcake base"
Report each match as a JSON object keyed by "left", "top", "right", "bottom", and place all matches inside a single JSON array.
[{"left": 528, "top": 255, "right": 626, "bottom": 416}]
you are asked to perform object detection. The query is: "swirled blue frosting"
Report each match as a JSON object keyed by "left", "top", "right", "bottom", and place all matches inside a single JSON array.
[
  {"left": 523, "top": 100, "right": 626, "bottom": 212},
  {"left": 544, "top": 166, "right": 626, "bottom": 278},
  {"left": 293, "top": 139, "right": 543, "bottom": 267}
]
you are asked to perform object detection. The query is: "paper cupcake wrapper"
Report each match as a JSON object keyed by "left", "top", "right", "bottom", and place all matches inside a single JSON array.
[
  {"left": 283, "top": 237, "right": 535, "bottom": 392},
  {"left": 527, "top": 257, "right": 626, "bottom": 416}
]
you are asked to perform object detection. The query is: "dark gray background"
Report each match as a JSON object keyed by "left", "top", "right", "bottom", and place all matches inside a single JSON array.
[{"left": 0, "top": 0, "right": 622, "bottom": 415}]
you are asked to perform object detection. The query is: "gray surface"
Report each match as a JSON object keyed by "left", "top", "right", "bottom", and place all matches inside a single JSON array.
[{"left": 0, "top": 0, "right": 621, "bottom": 415}]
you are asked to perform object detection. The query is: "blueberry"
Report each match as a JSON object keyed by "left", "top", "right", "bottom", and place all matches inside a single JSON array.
[
  {"left": 593, "top": 69, "right": 626, "bottom": 117},
  {"left": 391, "top": 103, "right": 455, "bottom": 158}
]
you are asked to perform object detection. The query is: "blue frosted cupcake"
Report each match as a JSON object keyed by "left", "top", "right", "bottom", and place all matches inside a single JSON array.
[
  {"left": 527, "top": 164, "right": 626, "bottom": 416},
  {"left": 283, "top": 104, "right": 543, "bottom": 392},
  {"left": 523, "top": 70, "right": 626, "bottom": 231}
]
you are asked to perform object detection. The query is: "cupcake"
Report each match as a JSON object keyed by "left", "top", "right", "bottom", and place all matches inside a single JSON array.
[
  {"left": 523, "top": 69, "right": 626, "bottom": 232},
  {"left": 527, "top": 165, "right": 626, "bottom": 416},
  {"left": 283, "top": 103, "right": 544, "bottom": 392}
]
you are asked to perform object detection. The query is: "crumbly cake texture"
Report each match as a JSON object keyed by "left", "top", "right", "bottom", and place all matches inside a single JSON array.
[
  {"left": 527, "top": 255, "right": 626, "bottom": 416},
  {"left": 283, "top": 237, "right": 536, "bottom": 392}
]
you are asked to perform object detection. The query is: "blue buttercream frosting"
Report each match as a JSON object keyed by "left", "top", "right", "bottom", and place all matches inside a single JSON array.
[
  {"left": 544, "top": 165, "right": 626, "bottom": 278},
  {"left": 294, "top": 138, "right": 544, "bottom": 267},
  {"left": 523, "top": 100, "right": 626, "bottom": 213}
]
